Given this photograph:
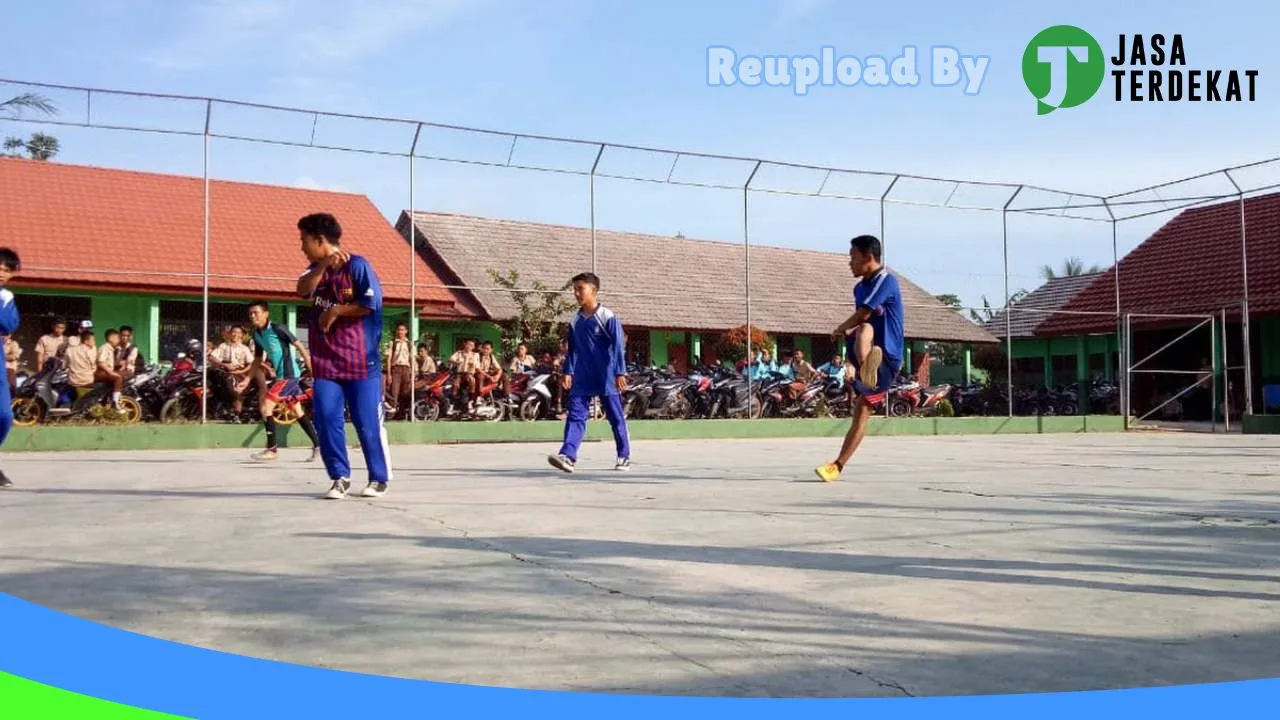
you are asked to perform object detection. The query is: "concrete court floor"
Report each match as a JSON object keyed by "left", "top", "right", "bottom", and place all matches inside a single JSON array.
[{"left": 0, "top": 431, "right": 1276, "bottom": 698}]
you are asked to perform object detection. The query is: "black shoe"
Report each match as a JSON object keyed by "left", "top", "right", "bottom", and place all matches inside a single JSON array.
[{"left": 0, "top": 471, "right": 13, "bottom": 488}]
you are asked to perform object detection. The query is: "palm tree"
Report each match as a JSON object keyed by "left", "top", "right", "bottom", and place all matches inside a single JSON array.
[
  {"left": 968, "top": 290, "right": 1029, "bottom": 323},
  {"left": 25, "top": 132, "right": 59, "bottom": 161},
  {"left": 1041, "top": 256, "right": 1102, "bottom": 280},
  {"left": 0, "top": 93, "right": 57, "bottom": 119},
  {"left": 1, "top": 92, "right": 60, "bottom": 161}
]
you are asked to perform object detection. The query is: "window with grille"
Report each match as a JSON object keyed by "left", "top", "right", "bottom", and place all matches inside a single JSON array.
[
  {"left": 8, "top": 293, "right": 93, "bottom": 372},
  {"left": 158, "top": 300, "right": 254, "bottom": 363}
]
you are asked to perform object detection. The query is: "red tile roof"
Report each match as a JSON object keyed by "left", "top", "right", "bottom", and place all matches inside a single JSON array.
[
  {"left": 0, "top": 157, "right": 484, "bottom": 321},
  {"left": 1036, "top": 193, "right": 1280, "bottom": 337}
]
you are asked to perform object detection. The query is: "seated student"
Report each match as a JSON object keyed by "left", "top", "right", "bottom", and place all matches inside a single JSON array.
[
  {"left": 476, "top": 340, "right": 507, "bottom": 393},
  {"left": 508, "top": 343, "right": 535, "bottom": 375},
  {"left": 63, "top": 331, "right": 99, "bottom": 400},
  {"left": 415, "top": 343, "right": 438, "bottom": 380},
  {"left": 816, "top": 352, "right": 847, "bottom": 390},
  {"left": 447, "top": 338, "right": 481, "bottom": 408},
  {"left": 95, "top": 328, "right": 125, "bottom": 411},
  {"left": 116, "top": 326, "right": 143, "bottom": 380}
]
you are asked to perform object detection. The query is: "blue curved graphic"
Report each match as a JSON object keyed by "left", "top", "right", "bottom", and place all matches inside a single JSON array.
[{"left": 0, "top": 591, "right": 1274, "bottom": 719}]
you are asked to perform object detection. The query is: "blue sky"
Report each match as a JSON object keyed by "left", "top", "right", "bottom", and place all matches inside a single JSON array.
[{"left": 3, "top": 0, "right": 1278, "bottom": 313}]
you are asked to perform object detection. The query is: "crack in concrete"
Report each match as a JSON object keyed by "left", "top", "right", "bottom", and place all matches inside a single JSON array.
[
  {"left": 366, "top": 503, "right": 764, "bottom": 692},
  {"left": 364, "top": 503, "right": 925, "bottom": 697},
  {"left": 845, "top": 666, "right": 914, "bottom": 697}
]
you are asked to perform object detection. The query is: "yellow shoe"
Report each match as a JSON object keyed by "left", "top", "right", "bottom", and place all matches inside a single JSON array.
[{"left": 814, "top": 462, "right": 842, "bottom": 482}]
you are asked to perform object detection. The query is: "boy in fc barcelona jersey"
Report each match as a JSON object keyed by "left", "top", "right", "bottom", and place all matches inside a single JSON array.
[{"left": 294, "top": 213, "right": 393, "bottom": 500}]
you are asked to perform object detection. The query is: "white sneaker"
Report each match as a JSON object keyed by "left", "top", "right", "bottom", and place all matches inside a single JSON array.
[
  {"left": 615, "top": 457, "right": 632, "bottom": 472},
  {"left": 361, "top": 482, "right": 387, "bottom": 498},
  {"left": 548, "top": 454, "right": 575, "bottom": 474},
  {"left": 323, "top": 478, "right": 351, "bottom": 500}
]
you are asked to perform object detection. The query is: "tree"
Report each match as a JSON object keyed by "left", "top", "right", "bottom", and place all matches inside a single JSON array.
[
  {"left": 24, "top": 132, "right": 59, "bottom": 161},
  {"left": 926, "top": 293, "right": 971, "bottom": 365},
  {"left": 967, "top": 291, "right": 1028, "bottom": 324},
  {"left": 0, "top": 93, "right": 56, "bottom": 117},
  {"left": 1, "top": 92, "right": 60, "bottom": 161},
  {"left": 487, "top": 268, "right": 578, "bottom": 359},
  {"left": 934, "top": 293, "right": 964, "bottom": 312},
  {"left": 715, "top": 324, "right": 773, "bottom": 366},
  {"left": 1040, "top": 256, "right": 1102, "bottom": 281}
]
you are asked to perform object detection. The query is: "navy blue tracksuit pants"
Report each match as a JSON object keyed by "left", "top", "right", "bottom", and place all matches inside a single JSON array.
[{"left": 559, "top": 392, "right": 630, "bottom": 462}]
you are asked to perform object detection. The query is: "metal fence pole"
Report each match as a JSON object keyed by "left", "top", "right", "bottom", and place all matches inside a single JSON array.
[
  {"left": 1210, "top": 312, "right": 1218, "bottom": 434},
  {"left": 201, "top": 100, "right": 211, "bottom": 425},
  {"left": 1102, "top": 200, "right": 1121, "bottom": 426},
  {"left": 589, "top": 145, "right": 605, "bottom": 276},
  {"left": 1123, "top": 313, "right": 1131, "bottom": 428},
  {"left": 878, "top": 175, "right": 900, "bottom": 418},
  {"left": 1222, "top": 170, "right": 1253, "bottom": 416},
  {"left": 878, "top": 176, "right": 900, "bottom": 264},
  {"left": 1002, "top": 186, "right": 1025, "bottom": 418},
  {"left": 743, "top": 161, "right": 762, "bottom": 416},
  {"left": 1222, "top": 307, "right": 1231, "bottom": 432},
  {"left": 408, "top": 122, "right": 422, "bottom": 423}
]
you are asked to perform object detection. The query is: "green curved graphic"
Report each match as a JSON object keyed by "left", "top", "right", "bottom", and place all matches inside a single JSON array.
[{"left": 0, "top": 671, "right": 191, "bottom": 719}]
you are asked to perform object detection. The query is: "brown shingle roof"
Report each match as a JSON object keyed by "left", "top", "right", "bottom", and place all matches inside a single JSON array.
[
  {"left": 402, "top": 212, "right": 998, "bottom": 344},
  {"left": 981, "top": 272, "right": 1105, "bottom": 338},
  {"left": 0, "top": 157, "right": 485, "bottom": 320},
  {"left": 1037, "top": 193, "right": 1280, "bottom": 337}
]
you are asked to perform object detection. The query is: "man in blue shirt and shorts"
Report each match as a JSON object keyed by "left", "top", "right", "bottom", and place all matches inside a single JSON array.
[
  {"left": 547, "top": 272, "right": 632, "bottom": 474},
  {"left": 815, "top": 234, "right": 904, "bottom": 482}
]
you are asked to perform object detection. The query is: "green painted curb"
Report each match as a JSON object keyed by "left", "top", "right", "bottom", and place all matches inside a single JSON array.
[
  {"left": 0, "top": 670, "right": 189, "bottom": 719},
  {"left": 3, "top": 415, "right": 1126, "bottom": 453},
  {"left": 1241, "top": 414, "right": 1280, "bottom": 434}
]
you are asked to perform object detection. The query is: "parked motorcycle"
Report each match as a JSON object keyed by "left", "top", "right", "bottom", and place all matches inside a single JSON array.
[
  {"left": 623, "top": 367, "right": 693, "bottom": 419},
  {"left": 11, "top": 359, "right": 143, "bottom": 425}
]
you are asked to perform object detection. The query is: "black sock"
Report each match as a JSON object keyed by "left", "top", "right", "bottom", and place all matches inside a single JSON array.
[
  {"left": 264, "top": 417, "right": 277, "bottom": 450},
  {"left": 298, "top": 416, "right": 319, "bottom": 447},
  {"left": 835, "top": 460, "right": 844, "bottom": 471}
]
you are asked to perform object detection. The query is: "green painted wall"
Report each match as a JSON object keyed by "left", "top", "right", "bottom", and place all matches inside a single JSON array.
[
  {"left": 1260, "top": 316, "right": 1280, "bottom": 381},
  {"left": 418, "top": 320, "right": 502, "bottom": 358}
]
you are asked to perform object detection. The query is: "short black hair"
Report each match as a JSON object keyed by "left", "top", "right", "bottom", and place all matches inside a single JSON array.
[
  {"left": 120, "top": 325, "right": 133, "bottom": 334},
  {"left": 80, "top": 330, "right": 94, "bottom": 342},
  {"left": 416, "top": 343, "right": 430, "bottom": 352},
  {"left": 850, "top": 234, "right": 882, "bottom": 261},
  {"left": 482, "top": 340, "right": 493, "bottom": 347},
  {"left": 0, "top": 247, "right": 20, "bottom": 271},
  {"left": 105, "top": 328, "right": 119, "bottom": 338},
  {"left": 297, "top": 213, "right": 343, "bottom": 245},
  {"left": 395, "top": 320, "right": 408, "bottom": 329},
  {"left": 571, "top": 272, "right": 600, "bottom": 289},
  {"left": 247, "top": 300, "right": 271, "bottom": 313}
]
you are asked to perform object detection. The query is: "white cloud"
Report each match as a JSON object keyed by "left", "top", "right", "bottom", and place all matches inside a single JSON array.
[{"left": 293, "top": 175, "right": 352, "bottom": 193}]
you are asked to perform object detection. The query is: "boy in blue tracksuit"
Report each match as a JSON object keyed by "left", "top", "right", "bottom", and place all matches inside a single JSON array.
[
  {"left": 0, "top": 248, "right": 21, "bottom": 488},
  {"left": 548, "top": 272, "right": 632, "bottom": 473}
]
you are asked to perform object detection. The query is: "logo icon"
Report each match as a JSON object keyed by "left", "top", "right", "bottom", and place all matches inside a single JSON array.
[{"left": 1022, "top": 25, "right": 1105, "bottom": 114}]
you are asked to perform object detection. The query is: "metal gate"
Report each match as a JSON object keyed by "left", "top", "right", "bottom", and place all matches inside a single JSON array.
[{"left": 1122, "top": 313, "right": 1217, "bottom": 431}]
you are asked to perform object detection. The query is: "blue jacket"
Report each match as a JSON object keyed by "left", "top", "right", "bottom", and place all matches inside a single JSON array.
[
  {"left": 0, "top": 288, "right": 18, "bottom": 336},
  {"left": 564, "top": 305, "right": 626, "bottom": 397}
]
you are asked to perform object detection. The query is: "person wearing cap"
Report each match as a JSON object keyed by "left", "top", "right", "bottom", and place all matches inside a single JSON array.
[{"left": 62, "top": 319, "right": 93, "bottom": 353}]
